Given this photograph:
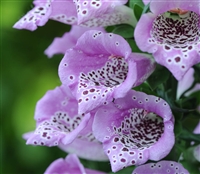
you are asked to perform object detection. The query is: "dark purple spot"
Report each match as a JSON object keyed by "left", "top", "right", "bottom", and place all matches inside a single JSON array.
[
  {"left": 175, "top": 57, "right": 181, "bottom": 62},
  {"left": 131, "top": 160, "right": 135, "bottom": 164},
  {"left": 83, "top": 90, "right": 88, "bottom": 95},
  {"left": 90, "top": 89, "right": 95, "bottom": 92},
  {"left": 165, "top": 45, "right": 170, "bottom": 50},
  {"left": 82, "top": 10, "right": 87, "bottom": 14},
  {"left": 120, "top": 158, "right": 126, "bottom": 163},
  {"left": 42, "top": 132, "right": 47, "bottom": 137},
  {"left": 114, "top": 137, "right": 119, "bottom": 142},
  {"left": 188, "top": 46, "right": 193, "bottom": 50},
  {"left": 38, "top": 7, "right": 44, "bottom": 11},
  {"left": 122, "top": 147, "right": 129, "bottom": 151}
]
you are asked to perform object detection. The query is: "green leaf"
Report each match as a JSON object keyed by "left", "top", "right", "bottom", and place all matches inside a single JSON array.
[
  {"left": 129, "top": 0, "right": 144, "bottom": 9},
  {"left": 179, "top": 129, "right": 200, "bottom": 143},
  {"left": 147, "top": 65, "right": 170, "bottom": 90},
  {"left": 133, "top": 82, "right": 156, "bottom": 96},
  {"left": 126, "top": 39, "right": 142, "bottom": 53},
  {"left": 105, "top": 26, "right": 116, "bottom": 32},
  {"left": 112, "top": 24, "right": 134, "bottom": 39},
  {"left": 133, "top": 4, "right": 143, "bottom": 21},
  {"left": 142, "top": 1, "right": 151, "bottom": 14},
  {"left": 174, "top": 120, "right": 183, "bottom": 138}
]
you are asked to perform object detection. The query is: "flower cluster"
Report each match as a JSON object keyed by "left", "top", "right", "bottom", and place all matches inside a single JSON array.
[{"left": 14, "top": 0, "right": 200, "bottom": 173}]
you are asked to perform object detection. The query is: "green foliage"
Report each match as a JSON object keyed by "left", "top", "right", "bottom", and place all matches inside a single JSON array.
[
  {"left": 112, "top": 24, "right": 135, "bottom": 39},
  {"left": 147, "top": 65, "right": 170, "bottom": 91}
]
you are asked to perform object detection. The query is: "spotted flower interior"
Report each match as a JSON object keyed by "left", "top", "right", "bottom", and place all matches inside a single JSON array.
[
  {"left": 151, "top": 10, "right": 200, "bottom": 55},
  {"left": 93, "top": 90, "right": 174, "bottom": 172},
  {"left": 59, "top": 30, "right": 155, "bottom": 114},
  {"left": 134, "top": 0, "right": 200, "bottom": 80},
  {"left": 112, "top": 109, "right": 164, "bottom": 150}
]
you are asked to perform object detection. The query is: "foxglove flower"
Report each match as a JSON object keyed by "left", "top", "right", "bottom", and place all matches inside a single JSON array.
[
  {"left": 59, "top": 30, "right": 156, "bottom": 114},
  {"left": 45, "top": 25, "right": 105, "bottom": 58},
  {"left": 93, "top": 90, "right": 174, "bottom": 172},
  {"left": 13, "top": 0, "right": 136, "bottom": 31},
  {"left": 132, "top": 160, "right": 189, "bottom": 174},
  {"left": 44, "top": 154, "right": 106, "bottom": 174},
  {"left": 134, "top": 0, "right": 200, "bottom": 80},
  {"left": 24, "top": 85, "right": 107, "bottom": 161}
]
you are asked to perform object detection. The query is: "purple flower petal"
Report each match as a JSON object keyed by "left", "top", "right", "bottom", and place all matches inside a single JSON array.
[
  {"left": 93, "top": 90, "right": 174, "bottom": 172},
  {"left": 193, "top": 121, "right": 200, "bottom": 162},
  {"left": 45, "top": 26, "right": 105, "bottom": 58},
  {"left": 193, "top": 145, "right": 200, "bottom": 162},
  {"left": 44, "top": 154, "right": 106, "bottom": 174},
  {"left": 134, "top": 0, "right": 200, "bottom": 80},
  {"left": 26, "top": 85, "right": 91, "bottom": 147},
  {"left": 73, "top": 0, "right": 127, "bottom": 24},
  {"left": 13, "top": 0, "right": 53, "bottom": 31},
  {"left": 14, "top": 0, "right": 136, "bottom": 30},
  {"left": 132, "top": 160, "right": 189, "bottom": 174},
  {"left": 59, "top": 114, "right": 108, "bottom": 161},
  {"left": 150, "top": 0, "right": 200, "bottom": 16},
  {"left": 185, "top": 83, "right": 200, "bottom": 97},
  {"left": 194, "top": 122, "right": 200, "bottom": 134},
  {"left": 59, "top": 30, "right": 155, "bottom": 114},
  {"left": 142, "top": 0, "right": 150, "bottom": 5},
  {"left": 176, "top": 68, "right": 194, "bottom": 99}
]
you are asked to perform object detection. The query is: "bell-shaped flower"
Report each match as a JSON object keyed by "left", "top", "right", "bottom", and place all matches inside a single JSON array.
[
  {"left": 93, "top": 90, "right": 174, "bottom": 172},
  {"left": 24, "top": 85, "right": 107, "bottom": 161},
  {"left": 134, "top": 0, "right": 200, "bottom": 80},
  {"left": 132, "top": 160, "right": 189, "bottom": 174},
  {"left": 13, "top": 0, "right": 136, "bottom": 31},
  {"left": 44, "top": 154, "right": 106, "bottom": 174},
  {"left": 59, "top": 30, "right": 156, "bottom": 115},
  {"left": 45, "top": 26, "right": 105, "bottom": 58}
]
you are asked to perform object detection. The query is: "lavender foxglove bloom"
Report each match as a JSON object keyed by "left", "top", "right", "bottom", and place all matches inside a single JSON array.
[
  {"left": 134, "top": 0, "right": 200, "bottom": 80},
  {"left": 59, "top": 30, "right": 156, "bottom": 115},
  {"left": 93, "top": 90, "right": 175, "bottom": 172},
  {"left": 132, "top": 160, "right": 189, "bottom": 174},
  {"left": 44, "top": 154, "right": 106, "bottom": 174},
  {"left": 24, "top": 85, "right": 107, "bottom": 161},
  {"left": 13, "top": 0, "right": 136, "bottom": 31},
  {"left": 45, "top": 25, "right": 105, "bottom": 58}
]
